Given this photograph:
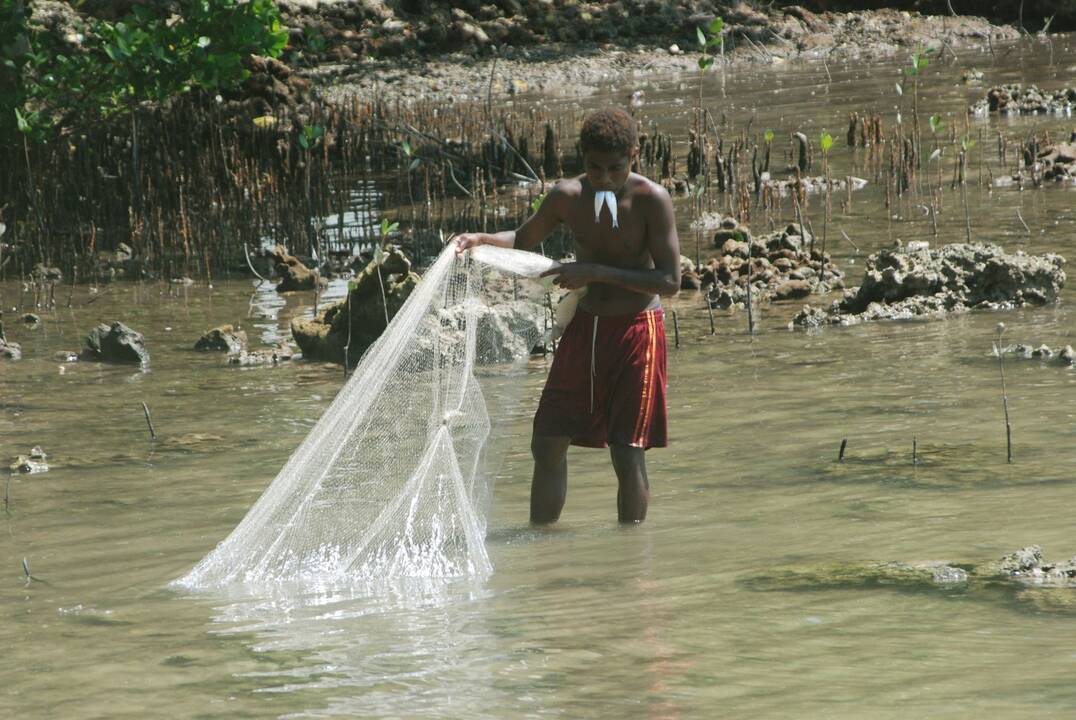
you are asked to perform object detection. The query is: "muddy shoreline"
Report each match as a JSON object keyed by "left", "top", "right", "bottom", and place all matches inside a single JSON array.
[{"left": 312, "top": 8, "right": 1017, "bottom": 104}]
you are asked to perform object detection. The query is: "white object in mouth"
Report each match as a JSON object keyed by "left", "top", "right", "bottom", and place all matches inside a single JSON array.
[{"left": 593, "top": 190, "right": 619, "bottom": 229}]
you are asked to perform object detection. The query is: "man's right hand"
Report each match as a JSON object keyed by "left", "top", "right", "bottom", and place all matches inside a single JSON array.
[{"left": 454, "top": 233, "right": 487, "bottom": 255}]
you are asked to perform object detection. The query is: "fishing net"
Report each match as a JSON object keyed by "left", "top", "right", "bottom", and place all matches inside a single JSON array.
[{"left": 175, "top": 245, "right": 557, "bottom": 590}]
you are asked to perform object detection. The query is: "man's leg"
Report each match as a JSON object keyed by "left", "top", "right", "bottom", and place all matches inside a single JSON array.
[
  {"left": 609, "top": 444, "right": 649, "bottom": 523},
  {"left": 531, "top": 434, "right": 572, "bottom": 523}
]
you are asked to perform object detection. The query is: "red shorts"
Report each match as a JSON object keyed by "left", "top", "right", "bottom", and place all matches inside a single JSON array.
[{"left": 533, "top": 307, "right": 668, "bottom": 449}]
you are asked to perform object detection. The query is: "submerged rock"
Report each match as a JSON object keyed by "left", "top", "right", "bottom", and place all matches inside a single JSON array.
[
  {"left": 742, "top": 546, "right": 1076, "bottom": 614},
  {"left": 10, "top": 455, "right": 48, "bottom": 474},
  {"left": 291, "top": 246, "right": 419, "bottom": 365},
  {"left": 997, "top": 343, "right": 1076, "bottom": 368},
  {"left": 194, "top": 325, "right": 248, "bottom": 353},
  {"left": 761, "top": 175, "right": 868, "bottom": 197},
  {"left": 0, "top": 338, "right": 21, "bottom": 361},
  {"left": 228, "top": 344, "right": 296, "bottom": 366},
  {"left": 81, "top": 322, "right": 149, "bottom": 365},
  {"left": 792, "top": 243, "right": 1065, "bottom": 328}
]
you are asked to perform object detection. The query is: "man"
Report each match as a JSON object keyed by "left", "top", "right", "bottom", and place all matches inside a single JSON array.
[{"left": 455, "top": 108, "right": 680, "bottom": 523}]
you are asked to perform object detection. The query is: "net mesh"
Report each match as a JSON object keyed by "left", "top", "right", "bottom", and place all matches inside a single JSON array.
[{"left": 174, "top": 245, "right": 557, "bottom": 590}]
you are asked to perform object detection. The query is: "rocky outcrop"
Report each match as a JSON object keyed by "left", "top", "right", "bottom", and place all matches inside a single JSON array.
[
  {"left": 271, "top": 245, "right": 323, "bottom": 292},
  {"left": 700, "top": 220, "right": 844, "bottom": 309},
  {"left": 291, "top": 246, "right": 419, "bottom": 365},
  {"left": 81, "top": 321, "right": 149, "bottom": 365},
  {"left": 792, "top": 243, "right": 1065, "bottom": 328},
  {"left": 973, "top": 84, "right": 1076, "bottom": 116},
  {"left": 194, "top": 325, "right": 248, "bottom": 353}
]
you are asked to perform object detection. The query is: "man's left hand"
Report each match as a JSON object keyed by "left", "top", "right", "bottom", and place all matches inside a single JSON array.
[{"left": 541, "top": 263, "right": 597, "bottom": 290}]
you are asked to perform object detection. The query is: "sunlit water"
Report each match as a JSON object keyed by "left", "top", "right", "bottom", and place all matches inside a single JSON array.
[{"left": 3, "top": 36, "right": 1076, "bottom": 719}]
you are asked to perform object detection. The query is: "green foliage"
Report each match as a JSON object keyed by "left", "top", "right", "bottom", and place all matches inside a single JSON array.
[
  {"left": 763, "top": 129, "right": 775, "bottom": 144},
  {"left": 961, "top": 136, "right": 976, "bottom": 152},
  {"left": 298, "top": 124, "right": 324, "bottom": 150},
  {"left": 819, "top": 131, "right": 833, "bottom": 154},
  {"left": 530, "top": 192, "right": 546, "bottom": 215},
  {"left": 929, "top": 114, "right": 944, "bottom": 134},
  {"left": 904, "top": 45, "right": 933, "bottom": 77},
  {"left": 373, "top": 218, "right": 399, "bottom": 266},
  {"left": 5, "top": 0, "right": 288, "bottom": 141},
  {"left": 696, "top": 17, "right": 723, "bottom": 71}
]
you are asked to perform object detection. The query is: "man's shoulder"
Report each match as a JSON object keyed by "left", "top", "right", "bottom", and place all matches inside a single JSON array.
[
  {"left": 626, "top": 174, "right": 671, "bottom": 206},
  {"left": 549, "top": 176, "right": 584, "bottom": 198}
]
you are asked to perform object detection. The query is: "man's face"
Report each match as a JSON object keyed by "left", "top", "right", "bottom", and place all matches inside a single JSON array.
[{"left": 583, "top": 148, "right": 633, "bottom": 193}]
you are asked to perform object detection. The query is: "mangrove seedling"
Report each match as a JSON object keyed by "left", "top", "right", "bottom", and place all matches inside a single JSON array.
[
  {"left": 819, "top": 130, "right": 833, "bottom": 252},
  {"left": 695, "top": 17, "right": 724, "bottom": 141},
  {"left": 374, "top": 218, "right": 399, "bottom": 328},
  {"left": 992, "top": 323, "right": 1013, "bottom": 463}
]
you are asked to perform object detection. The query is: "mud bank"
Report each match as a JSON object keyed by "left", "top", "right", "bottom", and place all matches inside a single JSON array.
[{"left": 310, "top": 5, "right": 1016, "bottom": 103}]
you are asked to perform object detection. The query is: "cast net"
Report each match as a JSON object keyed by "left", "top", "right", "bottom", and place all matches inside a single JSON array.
[{"left": 174, "top": 245, "right": 557, "bottom": 590}]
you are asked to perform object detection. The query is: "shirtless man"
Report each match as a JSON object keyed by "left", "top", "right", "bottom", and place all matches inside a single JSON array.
[{"left": 455, "top": 108, "right": 681, "bottom": 524}]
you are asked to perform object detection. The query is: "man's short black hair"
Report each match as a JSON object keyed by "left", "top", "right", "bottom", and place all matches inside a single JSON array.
[{"left": 579, "top": 108, "right": 638, "bottom": 157}]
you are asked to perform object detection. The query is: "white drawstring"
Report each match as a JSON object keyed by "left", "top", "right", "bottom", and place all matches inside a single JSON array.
[{"left": 590, "top": 315, "right": 599, "bottom": 414}]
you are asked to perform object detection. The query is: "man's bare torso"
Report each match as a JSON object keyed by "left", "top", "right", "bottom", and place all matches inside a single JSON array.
[{"left": 559, "top": 173, "right": 662, "bottom": 316}]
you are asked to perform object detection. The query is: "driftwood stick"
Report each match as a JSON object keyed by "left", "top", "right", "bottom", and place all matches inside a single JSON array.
[{"left": 142, "top": 401, "right": 157, "bottom": 440}]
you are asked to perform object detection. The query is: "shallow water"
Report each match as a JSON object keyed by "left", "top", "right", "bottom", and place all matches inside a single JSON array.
[{"left": 3, "top": 36, "right": 1076, "bottom": 718}]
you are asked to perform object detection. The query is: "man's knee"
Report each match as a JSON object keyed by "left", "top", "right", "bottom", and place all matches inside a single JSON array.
[
  {"left": 531, "top": 435, "right": 570, "bottom": 468},
  {"left": 609, "top": 444, "right": 646, "bottom": 471}
]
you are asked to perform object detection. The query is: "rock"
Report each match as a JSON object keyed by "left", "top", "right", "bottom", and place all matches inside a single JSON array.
[
  {"left": 1031, "top": 344, "right": 1053, "bottom": 359},
  {"left": 792, "top": 243, "right": 1066, "bottom": 328},
  {"left": 22, "top": 313, "right": 40, "bottom": 324},
  {"left": 931, "top": 566, "right": 968, "bottom": 584},
  {"left": 10, "top": 455, "right": 48, "bottom": 474},
  {"left": 1060, "top": 345, "right": 1075, "bottom": 366},
  {"left": 992, "top": 546, "right": 1043, "bottom": 576},
  {"left": 699, "top": 219, "right": 841, "bottom": 308},
  {"left": 228, "top": 344, "right": 295, "bottom": 366},
  {"left": 773, "top": 279, "right": 813, "bottom": 301},
  {"left": 194, "top": 325, "right": 248, "bottom": 353},
  {"left": 681, "top": 271, "right": 702, "bottom": 290},
  {"left": 81, "top": 322, "right": 149, "bottom": 365},
  {"left": 667, "top": 43, "right": 682, "bottom": 55},
  {"left": 292, "top": 246, "right": 419, "bottom": 365},
  {"left": 416, "top": 299, "right": 547, "bottom": 365},
  {"left": 973, "top": 84, "right": 1076, "bottom": 116},
  {"left": 0, "top": 338, "right": 21, "bottom": 360},
  {"left": 29, "top": 446, "right": 46, "bottom": 459},
  {"left": 719, "top": 238, "right": 749, "bottom": 258},
  {"left": 53, "top": 350, "right": 79, "bottom": 363},
  {"left": 270, "top": 245, "right": 322, "bottom": 292}
]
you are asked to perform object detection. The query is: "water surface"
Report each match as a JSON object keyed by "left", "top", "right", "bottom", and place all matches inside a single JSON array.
[{"left": 3, "top": 35, "right": 1076, "bottom": 719}]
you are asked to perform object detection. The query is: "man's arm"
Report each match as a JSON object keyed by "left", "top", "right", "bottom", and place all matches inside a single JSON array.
[
  {"left": 542, "top": 185, "right": 681, "bottom": 296},
  {"left": 455, "top": 181, "right": 569, "bottom": 252}
]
